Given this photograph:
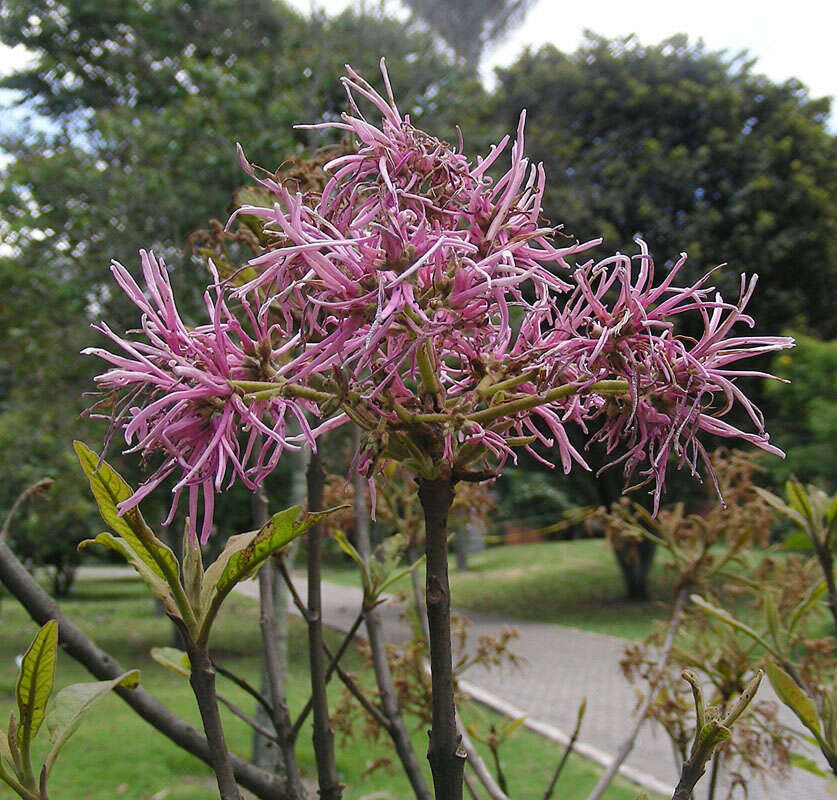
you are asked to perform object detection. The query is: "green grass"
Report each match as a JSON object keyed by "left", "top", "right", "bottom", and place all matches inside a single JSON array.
[
  {"left": 325, "top": 538, "right": 675, "bottom": 641},
  {"left": 450, "top": 540, "right": 675, "bottom": 640},
  {"left": 0, "top": 573, "right": 650, "bottom": 800}
]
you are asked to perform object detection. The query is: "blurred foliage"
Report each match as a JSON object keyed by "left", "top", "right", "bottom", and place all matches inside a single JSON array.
[
  {"left": 765, "top": 334, "right": 837, "bottom": 488},
  {"left": 595, "top": 448, "right": 772, "bottom": 601},
  {"left": 403, "top": 0, "right": 536, "bottom": 74},
  {"left": 495, "top": 470, "right": 572, "bottom": 531},
  {"left": 0, "top": 405, "right": 98, "bottom": 596}
]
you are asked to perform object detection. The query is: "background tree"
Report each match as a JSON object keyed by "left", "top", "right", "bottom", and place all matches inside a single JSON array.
[
  {"left": 765, "top": 334, "right": 836, "bottom": 487},
  {"left": 494, "top": 33, "right": 837, "bottom": 340}
]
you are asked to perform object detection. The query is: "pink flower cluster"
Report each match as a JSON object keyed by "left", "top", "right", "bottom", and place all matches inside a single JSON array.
[
  {"left": 89, "top": 61, "right": 792, "bottom": 535},
  {"left": 86, "top": 252, "right": 327, "bottom": 541}
]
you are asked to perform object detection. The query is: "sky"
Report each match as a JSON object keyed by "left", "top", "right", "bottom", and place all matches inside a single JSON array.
[{"left": 0, "top": 0, "right": 834, "bottom": 113}]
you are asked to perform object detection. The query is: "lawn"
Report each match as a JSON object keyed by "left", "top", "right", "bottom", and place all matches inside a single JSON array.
[
  {"left": 325, "top": 538, "right": 676, "bottom": 641},
  {"left": 0, "top": 572, "right": 650, "bottom": 800}
]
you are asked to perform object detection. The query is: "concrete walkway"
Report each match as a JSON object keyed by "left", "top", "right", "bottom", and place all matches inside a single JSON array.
[{"left": 234, "top": 573, "right": 833, "bottom": 800}]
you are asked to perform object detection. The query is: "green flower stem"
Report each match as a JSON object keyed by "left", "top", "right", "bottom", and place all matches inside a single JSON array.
[
  {"left": 391, "top": 400, "right": 447, "bottom": 425},
  {"left": 477, "top": 369, "right": 541, "bottom": 399},
  {"left": 231, "top": 379, "right": 335, "bottom": 405},
  {"left": 417, "top": 342, "right": 442, "bottom": 399},
  {"left": 468, "top": 379, "right": 628, "bottom": 425}
]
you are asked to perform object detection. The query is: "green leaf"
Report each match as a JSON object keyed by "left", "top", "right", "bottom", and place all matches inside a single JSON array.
[
  {"left": 789, "top": 579, "right": 827, "bottom": 635},
  {"left": 764, "top": 661, "right": 823, "bottom": 744},
  {"left": 150, "top": 647, "right": 191, "bottom": 678},
  {"left": 789, "top": 752, "right": 828, "bottom": 777},
  {"left": 763, "top": 593, "right": 782, "bottom": 650},
  {"left": 332, "top": 529, "right": 371, "bottom": 594},
  {"left": 6, "top": 715, "right": 23, "bottom": 777},
  {"left": 200, "top": 529, "right": 257, "bottom": 613},
  {"left": 694, "top": 719, "right": 730, "bottom": 760},
  {"left": 182, "top": 531, "right": 204, "bottom": 617},
  {"left": 682, "top": 670, "right": 706, "bottom": 731},
  {"left": 499, "top": 716, "right": 526, "bottom": 740},
  {"left": 79, "top": 533, "right": 179, "bottom": 616},
  {"left": 723, "top": 669, "right": 763, "bottom": 727},
  {"left": 690, "top": 595, "right": 778, "bottom": 657},
  {"left": 215, "top": 506, "right": 328, "bottom": 597},
  {"left": 377, "top": 556, "right": 425, "bottom": 597},
  {"left": 786, "top": 479, "right": 814, "bottom": 524},
  {"left": 0, "top": 722, "right": 22, "bottom": 791},
  {"left": 74, "top": 442, "right": 180, "bottom": 586},
  {"left": 822, "top": 688, "right": 836, "bottom": 750},
  {"left": 0, "top": 727, "right": 12, "bottom": 771},
  {"left": 16, "top": 621, "right": 58, "bottom": 752},
  {"left": 754, "top": 487, "right": 807, "bottom": 530},
  {"left": 44, "top": 670, "right": 139, "bottom": 778},
  {"left": 199, "top": 505, "right": 341, "bottom": 640}
]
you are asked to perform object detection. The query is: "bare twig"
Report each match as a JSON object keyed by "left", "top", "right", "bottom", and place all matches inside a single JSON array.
[
  {"left": 292, "top": 610, "right": 365, "bottom": 739},
  {"left": 276, "top": 554, "right": 310, "bottom": 623},
  {"left": 306, "top": 451, "right": 342, "bottom": 799},
  {"left": 212, "top": 660, "right": 275, "bottom": 719},
  {"left": 0, "top": 478, "right": 53, "bottom": 542},
  {"left": 322, "top": 641, "right": 391, "bottom": 730},
  {"left": 543, "top": 699, "right": 586, "bottom": 800},
  {"left": 216, "top": 694, "right": 279, "bottom": 742}
]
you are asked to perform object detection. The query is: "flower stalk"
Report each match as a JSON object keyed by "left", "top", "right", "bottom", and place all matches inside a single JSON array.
[{"left": 418, "top": 472, "right": 465, "bottom": 800}]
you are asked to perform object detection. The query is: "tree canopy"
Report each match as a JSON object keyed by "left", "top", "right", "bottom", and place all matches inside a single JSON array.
[{"left": 494, "top": 33, "right": 837, "bottom": 339}]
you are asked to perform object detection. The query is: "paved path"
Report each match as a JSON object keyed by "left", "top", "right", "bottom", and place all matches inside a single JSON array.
[{"left": 234, "top": 574, "right": 833, "bottom": 800}]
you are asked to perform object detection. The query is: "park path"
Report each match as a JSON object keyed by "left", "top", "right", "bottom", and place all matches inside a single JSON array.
[{"left": 234, "top": 574, "right": 833, "bottom": 800}]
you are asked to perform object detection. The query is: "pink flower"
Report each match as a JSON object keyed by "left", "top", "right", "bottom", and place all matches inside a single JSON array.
[
  {"left": 550, "top": 240, "right": 793, "bottom": 510},
  {"left": 226, "top": 62, "right": 790, "bottom": 507},
  {"left": 86, "top": 251, "right": 310, "bottom": 542}
]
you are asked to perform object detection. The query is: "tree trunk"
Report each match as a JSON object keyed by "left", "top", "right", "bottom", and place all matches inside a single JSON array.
[{"left": 612, "top": 537, "right": 656, "bottom": 601}]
